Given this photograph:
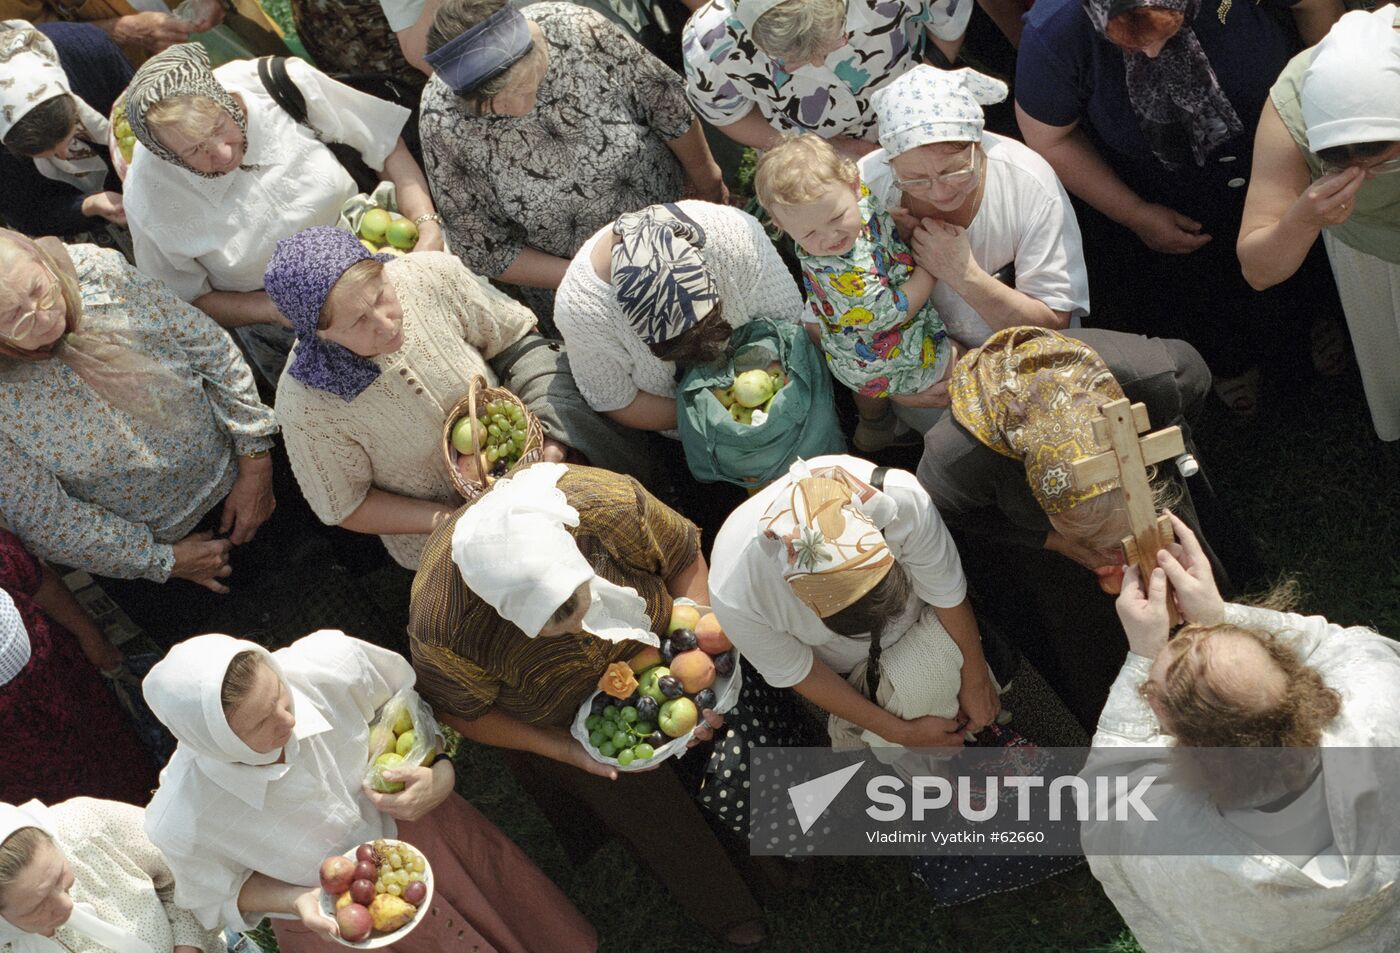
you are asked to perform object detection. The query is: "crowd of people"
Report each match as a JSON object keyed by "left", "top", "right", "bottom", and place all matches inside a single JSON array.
[{"left": 1, "top": 0, "right": 1398, "bottom": 948}]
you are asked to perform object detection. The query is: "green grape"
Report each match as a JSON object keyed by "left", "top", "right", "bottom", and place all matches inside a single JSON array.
[
  {"left": 617, "top": 748, "right": 635, "bottom": 767},
  {"left": 588, "top": 729, "right": 607, "bottom": 747},
  {"left": 387, "top": 883, "right": 402, "bottom": 896},
  {"left": 598, "top": 740, "right": 617, "bottom": 758},
  {"left": 585, "top": 714, "right": 602, "bottom": 731},
  {"left": 632, "top": 743, "right": 655, "bottom": 760}
]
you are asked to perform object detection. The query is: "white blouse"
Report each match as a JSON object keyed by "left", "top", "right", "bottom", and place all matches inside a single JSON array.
[
  {"left": 708, "top": 454, "right": 967, "bottom": 688},
  {"left": 124, "top": 58, "right": 409, "bottom": 302},
  {"left": 142, "top": 632, "right": 418, "bottom": 932},
  {"left": 1088, "top": 604, "right": 1400, "bottom": 953}
]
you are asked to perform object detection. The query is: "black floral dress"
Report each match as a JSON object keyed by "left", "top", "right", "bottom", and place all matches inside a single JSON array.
[{"left": 419, "top": 1, "right": 693, "bottom": 330}]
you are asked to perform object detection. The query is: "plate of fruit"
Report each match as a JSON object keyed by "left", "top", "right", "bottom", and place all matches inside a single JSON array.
[
  {"left": 571, "top": 602, "right": 741, "bottom": 772},
  {"left": 318, "top": 839, "right": 433, "bottom": 948}
]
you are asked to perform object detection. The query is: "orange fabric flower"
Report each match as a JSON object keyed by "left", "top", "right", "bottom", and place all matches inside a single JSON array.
[{"left": 598, "top": 661, "right": 639, "bottom": 700}]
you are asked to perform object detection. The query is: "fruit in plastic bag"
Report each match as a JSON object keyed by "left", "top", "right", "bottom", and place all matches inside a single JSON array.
[{"left": 370, "top": 753, "right": 406, "bottom": 793}]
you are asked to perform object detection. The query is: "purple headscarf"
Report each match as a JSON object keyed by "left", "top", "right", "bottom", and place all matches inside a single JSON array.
[{"left": 264, "top": 226, "right": 394, "bottom": 402}]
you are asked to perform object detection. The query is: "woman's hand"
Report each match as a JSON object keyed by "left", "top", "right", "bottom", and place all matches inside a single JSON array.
[
  {"left": 413, "top": 220, "right": 446, "bottom": 253},
  {"left": 1116, "top": 564, "right": 1172, "bottom": 659},
  {"left": 910, "top": 219, "right": 976, "bottom": 287},
  {"left": 687, "top": 708, "right": 724, "bottom": 748},
  {"left": 291, "top": 888, "right": 339, "bottom": 941},
  {"left": 81, "top": 191, "right": 126, "bottom": 226},
  {"left": 955, "top": 665, "right": 1000, "bottom": 734},
  {"left": 891, "top": 380, "right": 951, "bottom": 408},
  {"left": 552, "top": 728, "right": 620, "bottom": 780},
  {"left": 1154, "top": 511, "right": 1225, "bottom": 626},
  {"left": 76, "top": 630, "right": 125, "bottom": 673},
  {"left": 170, "top": 531, "right": 233, "bottom": 593},
  {"left": 1125, "top": 202, "right": 1211, "bottom": 254},
  {"left": 1285, "top": 166, "right": 1365, "bottom": 231},
  {"left": 363, "top": 759, "right": 455, "bottom": 821},
  {"left": 1044, "top": 529, "right": 1119, "bottom": 571},
  {"left": 892, "top": 714, "right": 966, "bottom": 748},
  {"left": 540, "top": 437, "right": 569, "bottom": 463},
  {"left": 828, "top": 135, "right": 880, "bottom": 159},
  {"left": 686, "top": 167, "right": 730, "bottom": 205},
  {"left": 221, "top": 454, "right": 276, "bottom": 545},
  {"left": 112, "top": 11, "right": 195, "bottom": 52}
]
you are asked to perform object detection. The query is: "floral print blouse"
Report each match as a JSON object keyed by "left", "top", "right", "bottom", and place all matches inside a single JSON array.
[
  {"left": 419, "top": 2, "right": 694, "bottom": 326},
  {"left": 0, "top": 245, "right": 277, "bottom": 582},
  {"left": 683, "top": 0, "right": 972, "bottom": 142}
]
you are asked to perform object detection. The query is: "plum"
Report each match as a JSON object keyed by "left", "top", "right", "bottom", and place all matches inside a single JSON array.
[
  {"left": 589, "top": 694, "right": 610, "bottom": 717},
  {"left": 658, "top": 675, "right": 685, "bottom": 698},
  {"left": 636, "top": 695, "right": 659, "bottom": 722},
  {"left": 713, "top": 651, "right": 735, "bottom": 678},
  {"left": 353, "top": 860, "right": 377, "bottom": 883},
  {"left": 402, "top": 879, "right": 427, "bottom": 906},
  {"left": 319, "top": 856, "right": 356, "bottom": 895},
  {"left": 355, "top": 843, "right": 378, "bottom": 864},
  {"left": 646, "top": 731, "right": 666, "bottom": 748},
  {"left": 694, "top": 688, "right": 717, "bottom": 712},
  {"left": 669, "top": 628, "right": 699, "bottom": 652},
  {"left": 659, "top": 640, "right": 678, "bottom": 665},
  {"left": 349, "top": 878, "right": 375, "bottom": 906}
]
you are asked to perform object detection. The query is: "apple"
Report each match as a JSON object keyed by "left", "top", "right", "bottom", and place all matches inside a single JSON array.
[
  {"left": 350, "top": 878, "right": 376, "bottom": 905},
  {"left": 360, "top": 208, "right": 391, "bottom": 244},
  {"left": 732, "top": 369, "right": 774, "bottom": 408},
  {"left": 402, "top": 879, "right": 427, "bottom": 907},
  {"left": 627, "top": 646, "right": 661, "bottom": 673},
  {"left": 359, "top": 238, "right": 379, "bottom": 254},
  {"left": 390, "top": 707, "right": 414, "bottom": 736},
  {"left": 385, "top": 217, "right": 418, "bottom": 251},
  {"left": 670, "top": 649, "right": 716, "bottom": 693},
  {"left": 729, "top": 403, "right": 754, "bottom": 425},
  {"left": 336, "top": 902, "right": 373, "bottom": 943},
  {"left": 371, "top": 752, "right": 405, "bottom": 793},
  {"left": 353, "top": 860, "right": 377, "bottom": 883},
  {"left": 668, "top": 604, "right": 701, "bottom": 634},
  {"left": 637, "top": 666, "right": 670, "bottom": 705},
  {"left": 367, "top": 724, "right": 396, "bottom": 761},
  {"left": 451, "top": 416, "right": 486, "bottom": 455},
  {"left": 395, "top": 729, "right": 417, "bottom": 757},
  {"left": 319, "top": 855, "right": 356, "bottom": 895},
  {"left": 695, "top": 612, "right": 733, "bottom": 653},
  {"left": 658, "top": 697, "right": 698, "bottom": 738},
  {"left": 712, "top": 386, "right": 736, "bottom": 409}
]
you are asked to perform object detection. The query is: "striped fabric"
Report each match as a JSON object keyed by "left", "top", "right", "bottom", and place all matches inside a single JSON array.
[{"left": 408, "top": 465, "right": 700, "bottom": 726}]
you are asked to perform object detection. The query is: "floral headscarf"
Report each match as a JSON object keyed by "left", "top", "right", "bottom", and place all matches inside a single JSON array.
[
  {"left": 264, "top": 226, "right": 395, "bottom": 402},
  {"left": 949, "top": 327, "right": 1124, "bottom": 514},
  {"left": 1082, "top": 0, "right": 1242, "bottom": 169},
  {"left": 760, "top": 460, "right": 896, "bottom": 618},
  {"left": 611, "top": 204, "right": 719, "bottom": 345},
  {"left": 870, "top": 66, "right": 1008, "bottom": 156},
  {"left": 123, "top": 43, "right": 247, "bottom": 178}
]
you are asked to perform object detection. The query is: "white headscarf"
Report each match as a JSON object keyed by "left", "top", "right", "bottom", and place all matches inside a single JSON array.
[
  {"left": 0, "top": 801, "right": 156, "bottom": 953},
  {"left": 0, "top": 589, "right": 29, "bottom": 687},
  {"left": 870, "top": 66, "right": 1008, "bottom": 157},
  {"left": 0, "top": 21, "right": 113, "bottom": 193},
  {"left": 451, "top": 463, "right": 661, "bottom": 647},
  {"left": 142, "top": 635, "right": 289, "bottom": 770},
  {"left": 1301, "top": 5, "right": 1400, "bottom": 153}
]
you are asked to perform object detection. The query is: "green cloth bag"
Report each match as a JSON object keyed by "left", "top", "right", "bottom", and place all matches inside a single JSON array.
[{"left": 677, "top": 318, "right": 845, "bottom": 487}]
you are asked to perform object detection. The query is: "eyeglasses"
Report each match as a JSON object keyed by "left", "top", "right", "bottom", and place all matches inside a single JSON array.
[
  {"left": 893, "top": 145, "right": 982, "bottom": 193},
  {"left": 3, "top": 266, "right": 63, "bottom": 344},
  {"left": 1320, "top": 154, "right": 1400, "bottom": 178}
]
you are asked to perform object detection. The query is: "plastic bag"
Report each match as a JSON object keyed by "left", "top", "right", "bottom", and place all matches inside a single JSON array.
[{"left": 364, "top": 689, "right": 438, "bottom": 793}]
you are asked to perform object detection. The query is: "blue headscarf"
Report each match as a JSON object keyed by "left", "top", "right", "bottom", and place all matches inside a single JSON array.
[{"left": 425, "top": 5, "right": 534, "bottom": 93}]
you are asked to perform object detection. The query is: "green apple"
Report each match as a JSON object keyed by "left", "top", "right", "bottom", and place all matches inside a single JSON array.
[
  {"left": 390, "top": 706, "right": 414, "bottom": 735},
  {"left": 395, "top": 729, "right": 417, "bottom": 756},
  {"left": 360, "top": 207, "right": 392, "bottom": 243},
  {"left": 385, "top": 217, "right": 419, "bottom": 251},
  {"left": 371, "top": 752, "right": 405, "bottom": 793},
  {"left": 658, "top": 697, "right": 698, "bottom": 738},
  {"left": 637, "top": 666, "right": 670, "bottom": 705},
  {"left": 451, "top": 416, "right": 486, "bottom": 454}
]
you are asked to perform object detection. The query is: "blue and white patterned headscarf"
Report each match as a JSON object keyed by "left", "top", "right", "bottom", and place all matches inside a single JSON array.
[
  {"left": 610, "top": 204, "right": 719, "bottom": 345},
  {"left": 871, "top": 66, "right": 1008, "bottom": 157},
  {"left": 0, "top": 589, "right": 28, "bottom": 687}
]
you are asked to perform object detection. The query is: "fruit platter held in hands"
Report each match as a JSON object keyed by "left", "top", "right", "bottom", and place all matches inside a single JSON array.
[
  {"left": 318, "top": 839, "right": 433, "bottom": 948},
  {"left": 571, "top": 603, "right": 742, "bottom": 772},
  {"left": 356, "top": 207, "right": 420, "bottom": 257}
]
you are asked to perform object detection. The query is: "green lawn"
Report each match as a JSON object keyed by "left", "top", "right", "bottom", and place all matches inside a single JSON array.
[{"left": 240, "top": 10, "right": 1398, "bottom": 948}]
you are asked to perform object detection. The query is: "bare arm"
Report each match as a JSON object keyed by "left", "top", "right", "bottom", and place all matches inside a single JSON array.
[
  {"left": 1289, "top": 0, "right": 1344, "bottom": 46},
  {"left": 930, "top": 597, "right": 999, "bottom": 731},
  {"left": 439, "top": 708, "right": 619, "bottom": 779},
  {"left": 792, "top": 658, "right": 966, "bottom": 746},
  {"left": 909, "top": 219, "right": 1068, "bottom": 330},
  {"left": 193, "top": 289, "right": 289, "bottom": 329},
  {"left": 381, "top": 139, "right": 444, "bottom": 250},
  {"left": 666, "top": 551, "right": 710, "bottom": 605},
  {"left": 34, "top": 561, "right": 124, "bottom": 672},
  {"left": 900, "top": 266, "right": 937, "bottom": 315},
  {"left": 496, "top": 247, "right": 572, "bottom": 290},
  {"left": 1238, "top": 99, "right": 1364, "bottom": 290},
  {"left": 237, "top": 873, "right": 336, "bottom": 939},
  {"left": 707, "top": 106, "right": 786, "bottom": 152},
  {"left": 337, "top": 489, "right": 456, "bottom": 537},
  {"left": 604, "top": 391, "right": 679, "bottom": 431},
  {"left": 665, "top": 123, "right": 727, "bottom": 203},
  {"left": 395, "top": 0, "right": 441, "bottom": 76}
]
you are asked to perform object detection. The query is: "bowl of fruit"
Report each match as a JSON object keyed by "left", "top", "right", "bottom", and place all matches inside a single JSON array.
[
  {"left": 318, "top": 839, "right": 433, "bottom": 948},
  {"left": 571, "top": 602, "right": 742, "bottom": 772},
  {"left": 442, "top": 376, "right": 544, "bottom": 500}
]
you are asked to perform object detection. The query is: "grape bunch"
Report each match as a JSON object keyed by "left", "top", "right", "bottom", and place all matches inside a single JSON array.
[
  {"left": 111, "top": 101, "right": 136, "bottom": 164},
  {"left": 366, "top": 839, "right": 428, "bottom": 905},
  {"left": 452, "top": 398, "right": 530, "bottom": 476}
]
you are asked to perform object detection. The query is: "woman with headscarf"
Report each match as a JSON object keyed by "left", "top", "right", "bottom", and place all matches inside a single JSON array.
[
  {"left": 1239, "top": 5, "right": 1400, "bottom": 443},
  {"left": 0, "top": 797, "right": 225, "bottom": 953},
  {"left": 553, "top": 201, "right": 804, "bottom": 434},
  {"left": 0, "top": 229, "right": 277, "bottom": 606},
  {"left": 0, "top": 528, "right": 156, "bottom": 806},
  {"left": 120, "top": 43, "right": 441, "bottom": 383},
  {"left": 682, "top": 0, "right": 971, "bottom": 159},
  {"left": 1015, "top": 0, "right": 1344, "bottom": 415},
  {"left": 859, "top": 66, "right": 1089, "bottom": 370},
  {"left": 264, "top": 226, "right": 662, "bottom": 570},
  {"left": 140, "top": 631, "right": 596, "bottom": 953},
  {"left": 917, "top": 326, "right": 1237, "bottom": 730},
  {"left": 418, "top": 0, "right": 724, "bottom": 329},
  {"left": 409, "top": 461, "right": 815, "bottom": 946},
  {"left": 0, "top": 20, "right": 131, "bottom": 240}
]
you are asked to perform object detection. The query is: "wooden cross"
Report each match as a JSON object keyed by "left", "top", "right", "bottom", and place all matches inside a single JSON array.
[{"left": 1070, "top": 399, "right": 1184, "bottom": 624}]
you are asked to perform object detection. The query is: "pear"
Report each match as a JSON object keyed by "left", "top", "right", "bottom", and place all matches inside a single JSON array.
[{"left": 369, "top": 892, "right": 416, "bottom": 932}]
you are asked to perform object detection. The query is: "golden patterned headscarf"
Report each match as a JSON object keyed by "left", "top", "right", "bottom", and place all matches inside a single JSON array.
[
  {"left": 949, "top": 327, "right": 1124, "bottom": 515},
  {"left": 761, "top": 463, "right": 895, "bottom": 618}
]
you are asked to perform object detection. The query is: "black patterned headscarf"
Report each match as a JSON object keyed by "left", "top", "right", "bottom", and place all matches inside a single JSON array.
[
  {"left": 610, "top": 204, "right": 719, "bottom": 345},
  {"left": 124, "top": 43, "right": 248, "bottom": 178},
  {"left": 1082, "top": 0, "right": 1242, "bottom": 169}
]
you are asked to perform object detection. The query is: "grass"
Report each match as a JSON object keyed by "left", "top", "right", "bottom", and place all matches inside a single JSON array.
[{"left": 236, "top": 8, "right": 1397, "bottom": 949}]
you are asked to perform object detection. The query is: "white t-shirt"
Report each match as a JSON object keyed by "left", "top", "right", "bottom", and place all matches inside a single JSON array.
[
  {"left": 125, "top": 58, "right": 409, "bottom": 301},
  {"left": 378, "top": 0, "right": 426, "bottom": 32},
  {"left": 708, "top": 454, "right": 967, "bottom": 687},
  {"left": 553, "top": 200, "right": 804, "bottom": 416},
  {"left": 858, "top": 132, "right": 1090, "bottom": 347}
]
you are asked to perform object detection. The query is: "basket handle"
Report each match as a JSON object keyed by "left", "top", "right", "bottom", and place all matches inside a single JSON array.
[{"left": 466, "top": 375, "right": 490, "bottom": 488}]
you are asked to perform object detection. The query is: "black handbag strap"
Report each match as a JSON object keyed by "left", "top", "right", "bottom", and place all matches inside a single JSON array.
[{"left": 256, "top": 56, "right": 380, "bottom": 194}]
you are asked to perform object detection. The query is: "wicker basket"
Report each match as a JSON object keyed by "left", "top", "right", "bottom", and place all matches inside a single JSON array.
[{"left": 442, "top": 375, "right": 545, "bottom": 501}]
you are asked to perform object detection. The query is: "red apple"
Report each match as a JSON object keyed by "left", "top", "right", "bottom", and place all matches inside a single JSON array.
[
  {"left": 353, "top": 860, "right": 377, "bottom": 883},
  {"left": 695, "top": 612, "right": 732, "bottom": 653},
  {"left": 349, "top": 878, "right": 376, "bottom": 905},
  {"left": 402, "top": 880, "right": 427, "bottom": 907},
  {"left": 670, "top": 649, "right": 716, "bottom": 693},
  {"left": 336, "top": 902, "right": 373, "bottom": 943},
  {"left": 355, "top": 843, "right": 378, "bottom": 864},
  {"left": 319, "top": 855, "right": 356, "bottom": 895}
]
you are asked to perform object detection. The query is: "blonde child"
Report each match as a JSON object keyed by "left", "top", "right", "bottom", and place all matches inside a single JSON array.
[{"left": 755, "top": 134, "right": 954, "bottom": 451}]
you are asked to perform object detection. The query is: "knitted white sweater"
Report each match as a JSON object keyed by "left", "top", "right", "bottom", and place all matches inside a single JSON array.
[{"left": 553, "top": 201, "right": 805, "bottom": 415}]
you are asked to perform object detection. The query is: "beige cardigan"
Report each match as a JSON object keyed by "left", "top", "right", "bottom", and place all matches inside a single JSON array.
[{"left": 275, "top": 253, "right": 535, "bottom": 568}]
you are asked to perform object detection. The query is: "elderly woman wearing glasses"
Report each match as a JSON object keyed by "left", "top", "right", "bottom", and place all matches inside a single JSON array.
[
  {"left": 858, "top": 66, "right": 1089, "bottom": 381},
  {"left": 1239, "top": 6, "right": 1400, "bottom": 443}
]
